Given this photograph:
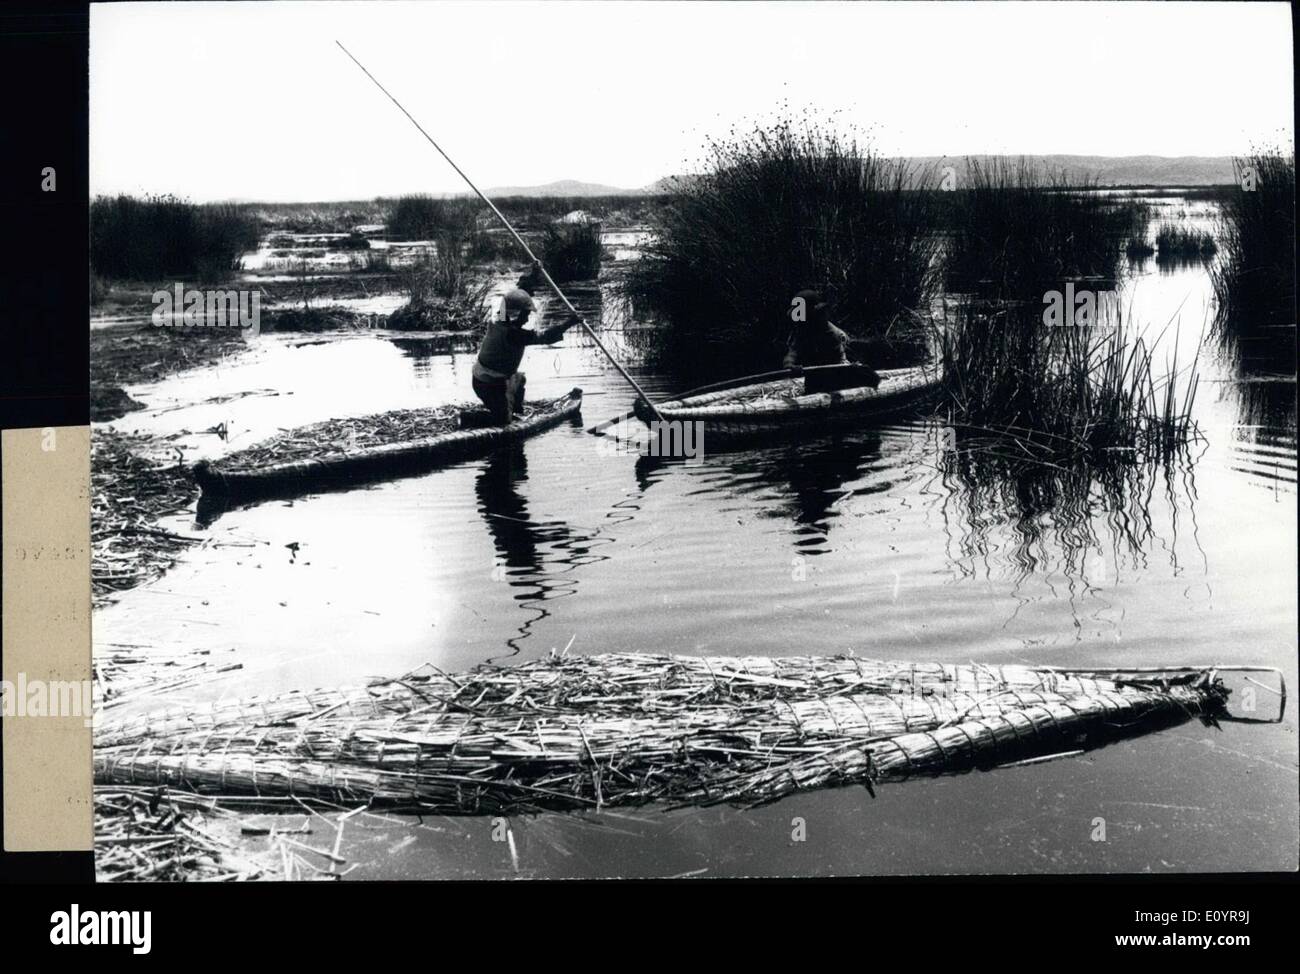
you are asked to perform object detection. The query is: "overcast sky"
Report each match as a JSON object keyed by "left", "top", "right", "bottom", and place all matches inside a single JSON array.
[{"left": 90, "top": 1, "right": 1294, "bottom": 201}]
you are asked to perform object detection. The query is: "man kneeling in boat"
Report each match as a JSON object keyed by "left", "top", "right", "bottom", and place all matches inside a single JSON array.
[
  {"left": 784, "top": 289, "right": 881, "bottom": 388},
  {"left": 472, "top": 285, "right": 579, "bottom": 424}
]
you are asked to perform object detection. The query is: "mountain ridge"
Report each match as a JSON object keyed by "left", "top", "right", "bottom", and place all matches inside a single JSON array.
[
  {"left": 492, "top": 156, "right": 1238, "bottom": 197},
  {"left": 205, "top": 155, "right": 1242, "bottom": 203}
]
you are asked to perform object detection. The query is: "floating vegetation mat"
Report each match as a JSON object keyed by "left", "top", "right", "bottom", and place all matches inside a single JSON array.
[
  {"left": 94, "top": 653, "right": 1261, "bottom": 815},
  {"left": 92, "top": 430, "right": 201, "bottom": 605},
  {"left": 96, "top": 788, "right": 276, "bottom": 882},
  {"left": 95, "top": 646, "right": 242, "bottom": 714},
  {"left": 91, "top": 319, "right": 247, "bottom": 389}
]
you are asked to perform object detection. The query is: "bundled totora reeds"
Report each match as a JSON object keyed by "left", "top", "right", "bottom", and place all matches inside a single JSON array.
[{"left": 94, "top": 653, "right": 1260, "bottom": 815}]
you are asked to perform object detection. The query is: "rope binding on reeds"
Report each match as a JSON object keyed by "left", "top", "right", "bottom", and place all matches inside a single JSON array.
[{"left": 93, "top": 653, "right": 1282, "bottom": 816}]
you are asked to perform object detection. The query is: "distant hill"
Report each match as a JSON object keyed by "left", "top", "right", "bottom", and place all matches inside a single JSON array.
[
  {"left": 482, "top": 178, "right": 649, "bottom": 198},
  {"left": 210, "top": 156, "right": 1239, "bottom": 206}
]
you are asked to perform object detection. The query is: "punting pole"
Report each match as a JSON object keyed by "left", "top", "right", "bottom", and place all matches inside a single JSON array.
[
  {"left": 586, "top": 367, "right": 803, "bottom": 436},
  {"left": 335, "top": 41, "right": 664, "bottom": 423}
]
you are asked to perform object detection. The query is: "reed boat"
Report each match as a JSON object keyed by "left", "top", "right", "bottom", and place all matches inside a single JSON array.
[
  {"left": 634, "top": 364, "right": 942, "bottom": 435},
  {"left": 94, "top": 653, "right": 1281, "bottom": 814},
  {"left": 193, "top": 388, "right": 582, "bottom": 504}
]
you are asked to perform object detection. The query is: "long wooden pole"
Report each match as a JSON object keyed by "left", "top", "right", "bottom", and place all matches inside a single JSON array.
[
  {"left": 336, "top": 41, "right": 663, "bottom": 422},
  {"left": 586, "top": 367, "right": 802, "bottom": 436}
]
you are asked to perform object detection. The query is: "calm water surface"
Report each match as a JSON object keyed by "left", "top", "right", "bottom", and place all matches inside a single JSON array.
[{"left": 97, "top": 212, "right": 1298, "bottom": 878}]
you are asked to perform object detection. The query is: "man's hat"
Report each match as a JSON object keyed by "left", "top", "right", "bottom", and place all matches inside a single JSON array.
[{"left": 504, "top": 288, "right": 536, "bottom": 314}]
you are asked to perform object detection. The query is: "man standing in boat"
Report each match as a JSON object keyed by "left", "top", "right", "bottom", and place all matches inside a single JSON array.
[
  {"left": 472, "top": 278, "right": 579, "bottom": 424},
  {"left": 783, "top": 289, "right": 881, "bottom": 387}
]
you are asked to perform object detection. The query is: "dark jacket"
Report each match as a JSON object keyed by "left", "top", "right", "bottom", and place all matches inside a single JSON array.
[
  {"left": 475, "top": 319, "right": 565, "bottom": 380},
  {"left": 784, "top": 320, "right": 852, "bottom": 369}
]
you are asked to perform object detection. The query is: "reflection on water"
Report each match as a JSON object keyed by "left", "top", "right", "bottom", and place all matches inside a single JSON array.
[
  {"left": 473, "top": 439, "right": 648, "bottom": 661},
  {"left": 475, "top": 445, "right": 589, "bottom": 661},
  {"left": 1232, "top": 379, "right": 1298, "bottom": 437},
  {"left": 1203, "top": 244, "right": 1296, "bottom": 489},
  {"left": 1154, "top": 252, "right": 1217, "bottom": 274},
  {"left": 933, "top": 440, "right": 1204, "bottom": 618},
  {"left": 1213, "top": 318, "right": 1296, "bottom": 381},
  {"left": 637, "top": 430, "right": 891, "bottom": 556},
  {"left": 387, "top": 334, "right": 477, "bottom": 380}
]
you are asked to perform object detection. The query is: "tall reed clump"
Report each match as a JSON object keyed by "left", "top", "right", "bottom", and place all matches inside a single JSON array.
[
  {"left": 623, "top": 119, "right": 941, "bottom": 379},
  {"left": 386, "top": 195, "right": 447, "bottom": 240},
  {"left": 401, "top": 241, "right": 468, "bottom": 304},
  {"left": 931, "top": 159, "right": 1200, "bottom": 458},
  {"left": 90, "top": 194, "right": 261, "bottom": 282},
  {"left": 1212, "top": 149, "right": 1296, "bottom": 332},
  {"left": 1154, "top": 222, "right": 1217, "bottom": 259},
  {"left": 1122, "top": 201, "right": 1155, "bottom": 258},
  {"left": 931, "top": 300, "right": 1199, "bottom": 461},
  {"left": 383, "top": 195, "right": 493, "bottom": 329},
  {"left": 385, "top": 195, "right": 484, "bottom": 241},
  {"left": 541, "top": 220, "right": 604, "bottom": 282},
  {"left": 940, "top": 158, "right": 1136, "bottom": 299},
  {"left": 391, "top": 233, "right": 491, "bottom": 332}
]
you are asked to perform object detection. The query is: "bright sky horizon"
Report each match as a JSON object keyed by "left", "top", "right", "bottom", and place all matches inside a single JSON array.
[{"left": 90, "top": 1, "right": 1294, "bottom": 202}]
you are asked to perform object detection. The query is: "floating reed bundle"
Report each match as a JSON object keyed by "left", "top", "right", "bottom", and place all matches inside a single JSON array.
[
  {"left": 191, "top": 391, "right": 583, "bottom": 504},
  {"left": 94, "top": 653, "right": 1245, "bottom": 814},
  {"left": 95, "top": 653, "right": 1136, "bottom": 745},
  {"left": 200, "top": 394, "right": 582, "bottom": 473},
  {"left": 681, "top": 683, "right": 1217, "bottom": 806},
  {"left": 209, "top": 404, "right": 466, "bottom": 469}
]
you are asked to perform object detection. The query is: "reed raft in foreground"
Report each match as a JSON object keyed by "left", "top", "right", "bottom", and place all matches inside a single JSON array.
[{"left": 94, "top": 653, "right": 1263, "bottom": 815}]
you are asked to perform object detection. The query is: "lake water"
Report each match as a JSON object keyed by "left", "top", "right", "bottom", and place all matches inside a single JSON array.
[{"left": 97, "top": 206, "right": 1298, "bottom": 878}]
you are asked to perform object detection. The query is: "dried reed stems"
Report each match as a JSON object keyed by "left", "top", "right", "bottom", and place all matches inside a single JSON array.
[{"left": 95, "top": 653, "right": 1231, "bottom": 815}]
